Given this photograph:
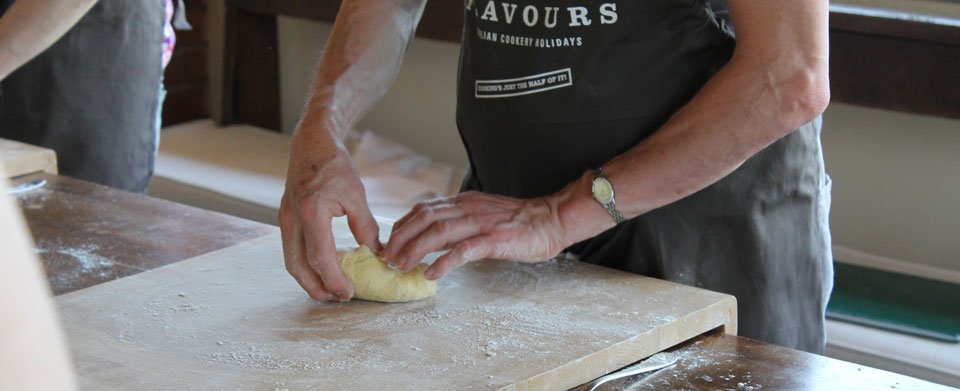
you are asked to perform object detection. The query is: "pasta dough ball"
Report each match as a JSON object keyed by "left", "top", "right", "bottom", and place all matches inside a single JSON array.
[{"left": 337, "top": 246, "right": 437, "bottom": 303}]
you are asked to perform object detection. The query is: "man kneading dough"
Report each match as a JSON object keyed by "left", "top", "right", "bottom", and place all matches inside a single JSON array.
[{"left": 280, "top": 1, "right": 833, "bottom": 354}]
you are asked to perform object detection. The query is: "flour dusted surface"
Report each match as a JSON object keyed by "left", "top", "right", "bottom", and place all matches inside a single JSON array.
[{"left": 55, "top": 230, "right": 736, "bottom": 390}]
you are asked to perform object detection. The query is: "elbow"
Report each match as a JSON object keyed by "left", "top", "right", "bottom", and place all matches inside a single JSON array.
[
  {"left": 778, "top": 64, "right": 830, "bottom": 133},
  {"left": 796, "top": 67, "right": 831, "bottom": 123}
]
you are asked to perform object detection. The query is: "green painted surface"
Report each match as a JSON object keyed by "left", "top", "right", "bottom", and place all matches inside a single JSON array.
[{"left": 827, "top": 263, "right": 960, "bottom": 342}]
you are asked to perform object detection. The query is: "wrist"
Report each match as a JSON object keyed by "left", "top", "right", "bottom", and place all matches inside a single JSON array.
[
  {"left": 546, "top": 171, "right": 617, "bottom": 249},
  {"left": 293, "top": 113, "right": 349, "bottom": 154},
  {"left": 296, "top": 93, "right": 358, "bottom": 140}
]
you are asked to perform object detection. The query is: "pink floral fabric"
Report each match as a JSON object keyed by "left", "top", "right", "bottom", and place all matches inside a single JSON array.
[{"left": 162, "top": 0, "right": 176, "bottom": 68}]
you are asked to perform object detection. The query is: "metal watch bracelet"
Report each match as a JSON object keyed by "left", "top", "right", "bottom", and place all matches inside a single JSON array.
[{"left": 591, "top": 167, "right": 626, "bottom": 224}]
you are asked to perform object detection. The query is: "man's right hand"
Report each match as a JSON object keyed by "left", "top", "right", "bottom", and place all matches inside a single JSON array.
[
  {"left": 276, "top": 0, "right": 428, "bottom": 300},
  {"left": 278, "top": 129, "right": 381, "bottom": 301}
]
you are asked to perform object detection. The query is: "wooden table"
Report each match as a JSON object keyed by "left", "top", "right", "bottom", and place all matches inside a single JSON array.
[
  {"left": 13, "top": 174, "right": 955, "bottom": 390},
  {"left": 11, "top": 173, "right": 275, "bottom": 295},
  {"left": 573, "top": 329, "right": 954, "bottom": 390}
]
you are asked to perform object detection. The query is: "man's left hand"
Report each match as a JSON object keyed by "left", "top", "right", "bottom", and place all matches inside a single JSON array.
[{"left": 382, "top": 191, "right": 566, "bottom": 280}]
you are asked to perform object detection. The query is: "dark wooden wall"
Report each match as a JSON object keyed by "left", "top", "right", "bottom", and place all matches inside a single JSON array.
[
  {"left": 830, "top": 12, "right": 960, "bottom": 119},
  {"left": 163, "top": 0, "right": 211, "bottom": 126},
  {"left": 215, "top": 1, "right": 960, "bottom": 130}
]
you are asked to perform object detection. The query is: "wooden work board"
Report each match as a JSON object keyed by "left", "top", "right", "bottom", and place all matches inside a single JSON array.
[
  {"left": 0, "top": 138, "right": 57, "bottom": 178},
  {"left": 56, "top": 218, "right": 737, "bottom": 390}
]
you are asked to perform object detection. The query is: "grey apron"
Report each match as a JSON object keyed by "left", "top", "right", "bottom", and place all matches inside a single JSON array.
[
  {"left": 0, "top": 0, "right": 164, "bottom": 193},
  {"left": 457, "top": 0, "right": 833, "bottom": 353}
]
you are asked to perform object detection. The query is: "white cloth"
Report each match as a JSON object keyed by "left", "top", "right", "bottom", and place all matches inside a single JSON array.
[
  {"left": 348, "top": 130, "right": 463, "bottom": 207},
  {"left": 154, "top": 120, "right": 463, "bottom": 218}
]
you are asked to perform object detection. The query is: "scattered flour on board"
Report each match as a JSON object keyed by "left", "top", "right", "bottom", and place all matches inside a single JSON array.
[
  {"left": 179, "top": 300, "right": 645, "bottom": 381},
  {"left": 15, "top": 189, "right": 50, "bottom": 209},
  {"left": 75, "top": 252, "right": 726, "bottom": 389},
  {"left": 35, "top": 241, "right": 117, "bottom": 283}
]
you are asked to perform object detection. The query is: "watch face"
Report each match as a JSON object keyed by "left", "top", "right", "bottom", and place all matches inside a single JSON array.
[{"left": 592, "top": 177, "right": 614, "bottom": 204}]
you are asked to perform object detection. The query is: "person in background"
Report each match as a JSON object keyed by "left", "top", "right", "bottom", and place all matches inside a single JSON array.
[
  {"left": 0, "top": 0, "right": 184, "bottom": 193},
  {"left": 280, "top": 0, "right": 833, "bottom": 354}
]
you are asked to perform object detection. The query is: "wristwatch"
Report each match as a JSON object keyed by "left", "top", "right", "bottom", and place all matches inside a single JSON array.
[{"left": 591, "top": 167, "right": 626, "bottom": 224}]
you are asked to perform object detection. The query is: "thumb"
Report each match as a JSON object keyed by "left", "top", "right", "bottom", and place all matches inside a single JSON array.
[{"left": 346, "top": 199, "right": 382, "bottom": 253}]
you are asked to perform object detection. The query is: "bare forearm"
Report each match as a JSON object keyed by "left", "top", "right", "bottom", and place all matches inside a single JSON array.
[
  {"left": 280, "top": 2, "right": 428, "bottom": 299},
  {"left": 552, "top": 1, "right": 830, "bottom": 246},
  {"left": 0, "top": 0, "right": 97, "bottom": 80},
  {"left": 297, "top": 0, "right": 427, "bottom": 149}
]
